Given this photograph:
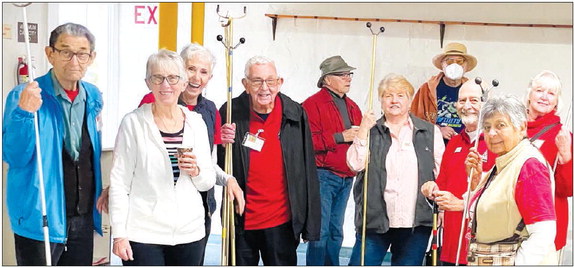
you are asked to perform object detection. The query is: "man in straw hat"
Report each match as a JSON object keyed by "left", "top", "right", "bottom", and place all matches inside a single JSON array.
[
  {"left": 411, "top": 42, "right": 477, "bottom": 143},
  {"left": 302, "top": 55, "right": 362, "bottom": 265}
]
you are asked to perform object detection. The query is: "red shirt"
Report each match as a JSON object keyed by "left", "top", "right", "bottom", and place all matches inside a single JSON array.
[
  {"left": 244, "top": 97, "right": 290, "bottom": 230},
  {"left": 435, "top": 130, "right": 496, "bottom": 264},
  {"left": 138, "top": 92, "right": 222, "bottom": 144},
  {"left": 64, "top": 88, "right": 79, "bottom": 102},
  {"left": 527, "top": 111, "right": 573, "bottom": 250}
]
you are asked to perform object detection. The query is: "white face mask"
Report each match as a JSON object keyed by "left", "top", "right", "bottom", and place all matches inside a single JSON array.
[{"left": 444, "top": 63, "right": 464, "bottom": 80}]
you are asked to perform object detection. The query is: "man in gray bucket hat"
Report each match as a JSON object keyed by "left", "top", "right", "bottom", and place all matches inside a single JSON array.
[{"left": 302, "top": 55, "right": 363, "bottom": 265}]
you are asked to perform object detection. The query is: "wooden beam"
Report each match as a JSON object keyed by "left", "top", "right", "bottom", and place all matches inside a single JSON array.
[{"left": 265, "top": 13, "right": 573, "bottom": 29}]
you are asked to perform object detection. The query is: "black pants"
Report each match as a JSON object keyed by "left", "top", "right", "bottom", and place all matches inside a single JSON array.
[
  {"left": 14, "top": 214, "right": 94, "bottom": 266},
  {"left": 122, "top": 240, "right": 204, "bottom": 266},
  {"left": 197, "top": 215, "right": 212, "bottom": 265},
  {"left": 443, "top": 261, "right": 467, "bottom": 266},
  {"left": 235, "top": 221, "right": 299, "bottom": 266}
]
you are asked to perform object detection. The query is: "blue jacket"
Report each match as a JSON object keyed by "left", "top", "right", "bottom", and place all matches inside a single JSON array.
[{"left": 3, "top": 70, "right": 103, "bottom": 243}]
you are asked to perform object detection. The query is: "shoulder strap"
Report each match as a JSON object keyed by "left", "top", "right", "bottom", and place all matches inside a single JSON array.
[
  {"left": 471, "top": 167, "right": 497, "bottom": 236},
  {"left": 530, "top": 122, "right": 559, "bottom": 142}
]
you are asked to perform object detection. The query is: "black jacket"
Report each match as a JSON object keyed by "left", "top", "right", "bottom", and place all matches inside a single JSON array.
[
  {"left": 218, "top": 91, "right": 321, "bottom": 241},
  {"left": 353, "top": 114, "right": 436, "bottom": 234}
]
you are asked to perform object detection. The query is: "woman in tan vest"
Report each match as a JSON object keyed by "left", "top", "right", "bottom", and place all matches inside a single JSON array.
[{"left": 465, "top": 95, "right": 556, "bottom": 265}]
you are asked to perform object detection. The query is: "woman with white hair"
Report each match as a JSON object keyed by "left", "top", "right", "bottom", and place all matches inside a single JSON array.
[
  {"left": 109, "top": 49, "right": 215, "bottom": 265},
  {"left": 466, "top": 95, "right": 556, "bottom": 265},
  {"left": 525, "top": 70, "right": 572, "bottom": 255}
]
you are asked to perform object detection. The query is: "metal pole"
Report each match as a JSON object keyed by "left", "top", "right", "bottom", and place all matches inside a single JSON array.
[
  {"left": 431, "top": 202, "right": 438, "bottom": 266},
  {"left": 14, "top": 3, "right": 51, "bottom": 266},
  {"left": 360, "top": 22, "right": 384, "bottom": 266}
]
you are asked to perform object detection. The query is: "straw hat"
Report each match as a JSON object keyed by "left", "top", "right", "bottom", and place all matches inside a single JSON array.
[
  {"left": 432, "top": 42, "right": 477, "bottom": 71},
  {"left": 317, "top": 56, "right": 356, "bottom": 88}
]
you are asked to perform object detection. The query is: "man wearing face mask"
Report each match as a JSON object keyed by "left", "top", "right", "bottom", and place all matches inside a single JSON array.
[{"left": 411, "top": 42, "right": 477, "bottom": 144}]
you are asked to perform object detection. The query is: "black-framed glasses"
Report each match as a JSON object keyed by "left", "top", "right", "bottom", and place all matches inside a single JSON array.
[
  {"left": 247, "top": 77, "right": 280, "bottom": 88},
  {"left": 330, "top": 72, "right": 354, "bottom": 79},
  {"left": 51, "top": 47, "right": 92, "bottom": 63},
  {"left": 149, "top": 74, "right": 182, "bottom": 85}
]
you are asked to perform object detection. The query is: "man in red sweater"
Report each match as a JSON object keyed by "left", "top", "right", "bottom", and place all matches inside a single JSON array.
[
  {"left": 302, "top": 56, "right": 362, "bottom": 266},
  {"left": 421, "top": 80, "right": 496, "bottom": 265}
]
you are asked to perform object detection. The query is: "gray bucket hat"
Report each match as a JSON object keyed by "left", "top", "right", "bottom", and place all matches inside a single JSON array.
[{"left": 317, "top": 56, "right": 356, "bottom": 88}]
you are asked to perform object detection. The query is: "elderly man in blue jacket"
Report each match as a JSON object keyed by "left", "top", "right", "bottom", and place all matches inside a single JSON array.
[{"left": 3, "top": 23, "right": 103, "bottom": 266}]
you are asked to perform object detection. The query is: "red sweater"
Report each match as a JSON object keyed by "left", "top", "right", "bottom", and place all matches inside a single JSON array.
[
  {"left": 245, "top": 97, "right": 290, "bottom": 230},
  {"left": 302, "top": 88, "right": 362, "bottom": 177},
  {"left": 527, "top": 111, "right": 573, "bottom": 250},
  {"left": 435, "top": 130, "right": 496, "bottom": 264}
]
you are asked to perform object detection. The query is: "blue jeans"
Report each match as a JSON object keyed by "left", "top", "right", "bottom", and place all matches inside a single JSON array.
[
  {"left": 306, "top": 169, "right": 353, "bottom": 265},
  {"left": 348, "top": 226, "right": 431, "bottom": 266}
]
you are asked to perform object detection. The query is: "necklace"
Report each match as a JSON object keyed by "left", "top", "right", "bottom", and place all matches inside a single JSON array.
[{"left": 153, "top": 104, "right": 181, "bottom": 132}]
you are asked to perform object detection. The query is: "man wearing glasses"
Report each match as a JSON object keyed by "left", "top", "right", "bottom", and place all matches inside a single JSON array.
[
  {"left": 301, "top": 56, "right": 362, "bottom": 265},
  {"left": 217, "top": 55, "right": 321, "bottom": 265},
  {"left": 411, "top": 42, "right": 477, "bottom": 144},
  {"left": 3, "top": 23, "right": 103, "bottom": 265}
]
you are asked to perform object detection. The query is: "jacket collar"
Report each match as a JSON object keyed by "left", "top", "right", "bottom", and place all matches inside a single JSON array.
[
  {"left": 37, "top": 69, "right": 103, "bottom": 114},
  {"left": 376, "top": 113, "right": 431, "bottom": 134}
]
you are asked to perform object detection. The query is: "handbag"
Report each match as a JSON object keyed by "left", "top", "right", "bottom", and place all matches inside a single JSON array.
[{"left": 466, "top": 167, "right": 526, "bottom": 266}]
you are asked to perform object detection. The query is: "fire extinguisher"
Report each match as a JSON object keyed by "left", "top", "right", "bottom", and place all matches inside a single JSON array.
[{"left": 17, "top": 56, "right": 29, "bottom": 84}]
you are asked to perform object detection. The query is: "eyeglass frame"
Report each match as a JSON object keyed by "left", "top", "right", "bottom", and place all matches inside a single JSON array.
[
  {"left": 329, "top": 72, "right": 354, "bottom": 79},
  {"left": 443, "top": 57, "right": 466, "bottom": 66},
  {"left": 245, "top": 77, "right": 282, "bottom": 88},
  {"left": 148, "top": 74, "right": 183, "bottom": 85},
  {"left": 51, "top": 47, "right": 92, "bottom": 63}
]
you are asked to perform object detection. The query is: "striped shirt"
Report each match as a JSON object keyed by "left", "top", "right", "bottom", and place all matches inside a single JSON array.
[{"left": 160, "top": 127, "right": 184, "bottom": 185}]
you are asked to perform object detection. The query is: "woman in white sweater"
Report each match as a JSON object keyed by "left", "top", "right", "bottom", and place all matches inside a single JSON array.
[{"left": 109, "top": 49, "right": 215, "bottom": 265}]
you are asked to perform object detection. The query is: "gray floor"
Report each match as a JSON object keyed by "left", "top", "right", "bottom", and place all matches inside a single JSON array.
[{"left": 203, "top": 234, "right": 392, "bottom": 266}]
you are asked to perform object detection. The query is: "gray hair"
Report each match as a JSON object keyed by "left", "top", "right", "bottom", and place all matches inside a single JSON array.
[
  {"left": 526, "top": 70, "right": 563, "bottom": 112},
  {"left": 244, "top": 56, "right": 278, "bottom": 78},
  {"left": 180, "top": 43, "right": 216, "bottom": 74},
  {"left": 480, "top": 94, "right": 527, "bottom": 131},
  {"left": 49, "top": 23, "right": 95, "bottom": 52},
  {"left": 145, "top": 49, "right": 188, "bottom": 82}
]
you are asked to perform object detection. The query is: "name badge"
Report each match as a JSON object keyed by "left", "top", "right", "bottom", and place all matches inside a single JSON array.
[
  {"left": 242, "top": 129, "right": 265, "bottom": 152},
  {"left": 454, "top": 147, "right": 462, "bottom": 153}
]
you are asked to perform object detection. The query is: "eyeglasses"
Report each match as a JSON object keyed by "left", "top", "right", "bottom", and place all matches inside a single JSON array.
[
  {"left": 330, "top": 72, "right": 354, "bottom": 79},
  {"left": 444, "top": 58, "right": 465, "bottom": 65},
  {"left": 51, "top": 47, "right": 92, "bottom": 63},
  {"left": 149, "top": 74, "right": 182, "bottom": 85},
  {"left": 247, "top": 77, "right": 280, "bottom": 88}
]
